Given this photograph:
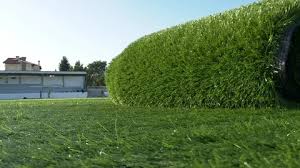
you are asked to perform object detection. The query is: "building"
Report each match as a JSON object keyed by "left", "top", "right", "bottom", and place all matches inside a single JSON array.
[
  {"left": 0, "top": 57, "right": 87, "bottom": 100},
  {"left": 3, "top": 56, "right": 41, "bottom": 71}
]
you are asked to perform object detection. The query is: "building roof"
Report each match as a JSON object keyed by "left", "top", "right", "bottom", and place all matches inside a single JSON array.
[
  {"left": 3, "top": 57, "right": 41, "bottom": 67},
  {"left": 0, "top": 71, "right": 86, "bottom": 76}
]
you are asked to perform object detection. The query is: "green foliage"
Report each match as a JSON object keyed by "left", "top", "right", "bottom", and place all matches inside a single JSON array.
[
  {"left": 86, "top": 61, "right": 107, "bottom": 86},
  {"left": 73, "top": 60, "right": 85, "bottom": 71},
  {"left": 59, "top": 56, "right": 72, "bottom": 71},
  {"left": 107, "top": 0, "right": 300, "bottom": 108},
  {"left": 0, "top": 99, "right": 300, "bottom": 167}
]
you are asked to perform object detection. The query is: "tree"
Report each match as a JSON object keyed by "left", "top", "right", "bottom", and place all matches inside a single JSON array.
[
  {"left": 73, "top": 61, "right": 84, "bottom": 71},
  {"left": 59, "top": 56, "right": 72, "bottom": 71},
  {"left": 86, "top": 61, "right": 107, "bottom": 86}
]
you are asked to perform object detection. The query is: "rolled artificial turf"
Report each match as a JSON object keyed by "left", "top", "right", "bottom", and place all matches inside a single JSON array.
[{"left": 106, "top": 0, "right": 300, "bottom": 108}]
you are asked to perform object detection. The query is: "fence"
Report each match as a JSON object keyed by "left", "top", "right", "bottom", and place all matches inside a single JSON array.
[
  {"left": 87, "top": 86, "right": 108, "bottom": 97},
  {"left": 0, "top": 84, "right": 87, "bottom": 99}
]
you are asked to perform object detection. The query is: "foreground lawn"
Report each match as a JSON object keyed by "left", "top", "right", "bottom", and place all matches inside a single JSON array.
[{"left": 0, "top": 99, "right": 299, "bottom": 167}]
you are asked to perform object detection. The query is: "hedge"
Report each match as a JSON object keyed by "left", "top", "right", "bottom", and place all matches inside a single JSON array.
[{"left": 106, "top": 0, "right": 300, "bottom": 108}]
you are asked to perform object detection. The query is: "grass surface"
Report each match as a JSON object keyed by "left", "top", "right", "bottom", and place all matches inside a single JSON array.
[
  {"left": 107, "top": 0, "right": 300, "bottom": 108},
  {"left": 0, "top": 98, "right": 299, "bottom": 167}
]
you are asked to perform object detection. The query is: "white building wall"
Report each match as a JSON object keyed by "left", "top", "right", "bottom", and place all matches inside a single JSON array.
[
  {"left": 21, "top": 76, "right": 42, "bottom": 85},
  {"left": 7, "top": 76, "right": 19, "bottom": 84},
  {"left": 41, "top": 92, "right": 87, "bottom": 99},
  {"left": 44, "top": 76, "right": 63, "bottom": 86},
  {"left": 0, "top": 93, "right": 40, "bottom": 99},
  {"left": 64, "top": 76, "right": 85, "bottom": 88},
  {"left": 0, "top": 92, "right": 88, "bottom": 99},
  {"left": 0, "top": 76, "right": 7, "bottom": 84},
  {"left": 0, "top": 74, "right": 87, "bottom": 100}
]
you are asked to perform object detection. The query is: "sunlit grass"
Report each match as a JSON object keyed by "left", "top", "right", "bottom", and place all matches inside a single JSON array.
[
  {"left": 107, "top": 0, "right": 300, "bottom": 108},
  {"left": 0, "top": 99, "right": 299, "bottom": 167}
]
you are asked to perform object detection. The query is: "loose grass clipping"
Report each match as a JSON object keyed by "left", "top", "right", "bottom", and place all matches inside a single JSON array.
[{"left": 106, "top": 0, "right": 300, "bottom": 108}]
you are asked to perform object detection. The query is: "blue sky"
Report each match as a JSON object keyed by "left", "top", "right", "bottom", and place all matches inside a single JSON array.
[{"left": 0, "top": 0, "right": 256, "bottom": 70}]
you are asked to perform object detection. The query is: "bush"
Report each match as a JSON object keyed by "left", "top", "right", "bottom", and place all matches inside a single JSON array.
[{"left": 106, "top": 0, "right": 300, "bottom": 108}]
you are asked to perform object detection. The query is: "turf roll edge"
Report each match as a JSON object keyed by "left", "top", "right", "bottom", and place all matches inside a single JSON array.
[{"left": 107, "top": 0, "right": 300, "bottom": 108}]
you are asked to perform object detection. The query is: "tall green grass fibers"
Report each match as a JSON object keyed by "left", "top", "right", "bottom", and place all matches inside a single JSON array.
[{"left": 107, "top": 0, "right": 300, "bottom": 108}]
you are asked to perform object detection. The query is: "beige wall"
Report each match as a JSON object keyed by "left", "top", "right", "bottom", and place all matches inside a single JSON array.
[
  {"left": 32, "top": 65, "right": 40, "bottom": 71},
  {"left": 5, "top": 64, "right": 40, "bottom": 71},
  {"left": 26, "top": 64, "right": 32, "bottom": 71},
  {"left": 5, "top": 64, "right": 22, "bottom": 71}
]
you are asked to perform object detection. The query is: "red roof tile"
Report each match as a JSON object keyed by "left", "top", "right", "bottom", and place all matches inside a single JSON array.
[
  {"left": 3, "top": 57, "right": 41, "bottom": 68},
  {"left": 3, "top": 58, "right": 20, "bottom": 64}
]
